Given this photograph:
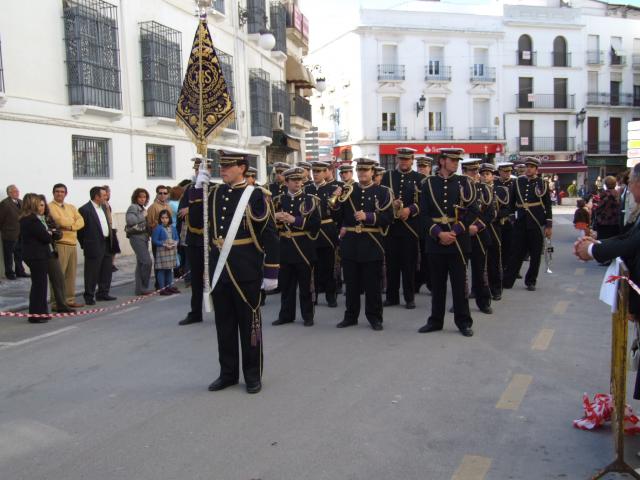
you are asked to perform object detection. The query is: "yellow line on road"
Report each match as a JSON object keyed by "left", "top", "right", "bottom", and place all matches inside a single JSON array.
[
  {"left": 565, "top": 287, "right": 577, "bottom": 293},
  {"left": 496, "top": 374, "right": 533, "bottom": 410},
  {"left": 574, "top": 268, "right": 585, "bottom": 276},
  {"left": 553, "top": 301, "right": 569, "bottom": 315},
  {"left": 531, "top": 329, "right": 555, "bottom": 351},
  {"left": 451, "top": 455, "right": 492, "bottom": 480}
]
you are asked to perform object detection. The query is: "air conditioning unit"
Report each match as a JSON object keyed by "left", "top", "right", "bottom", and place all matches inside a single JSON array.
[{"left": 272, "top": 112, "right": 284, "bottom": 131}]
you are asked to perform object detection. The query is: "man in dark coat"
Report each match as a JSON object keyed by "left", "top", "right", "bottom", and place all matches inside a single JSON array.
[{"left": 0, "top": 184, "right": 29, "bottom": 279}]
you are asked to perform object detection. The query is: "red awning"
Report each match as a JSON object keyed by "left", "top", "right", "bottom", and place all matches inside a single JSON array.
[
  {"left": 539, "top": 162, "right": 588, "bottom": 174},
  {"left": 333, "top": 145, "right": 352, "bottom": 160},
  {"left": 379, "top": 143, "right": 505, "bottom": 155}
]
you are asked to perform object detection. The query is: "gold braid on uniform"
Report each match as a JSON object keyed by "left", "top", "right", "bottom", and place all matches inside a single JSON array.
[
  {"left": 478, "top": 184, "right": 493, "bottom": 206},
  {"left": 459, "top": 176, "right": 476, "bottom": 205},
  {"left": 495, "top": 185, "right": 510, "bottom": 206},
  {"left": 535, "top": 178, "right": 548, "bottom": 197},
  {"left": 376, "top": 186, "right": 394, "bottom": 237}
]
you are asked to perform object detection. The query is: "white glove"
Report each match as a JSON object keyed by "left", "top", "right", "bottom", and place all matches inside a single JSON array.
[
  {"left": 262, "top": 278, "right": 278, "bottom": 291},
  {"left": 195, "top": 169, "right": 211, "bottom": 189}
]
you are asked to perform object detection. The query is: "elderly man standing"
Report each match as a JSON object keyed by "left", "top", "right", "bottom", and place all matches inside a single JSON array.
[
  {"left": 0, "top": 184, "right": 29, "bottom": 280},
  {"left": 48, "top": 183, "right": 85, "bottom": 308}
]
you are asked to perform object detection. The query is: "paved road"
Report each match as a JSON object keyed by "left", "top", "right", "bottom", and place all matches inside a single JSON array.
[{"left": 0, "top": 215, "right": 637, "bottom": 480}]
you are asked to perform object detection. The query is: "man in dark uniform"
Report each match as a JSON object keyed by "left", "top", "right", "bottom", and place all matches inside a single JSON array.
[
  {"left": 268, "top": 162, "right": 289, "bottom": 198},
  {"left": 462, "top": 159, "right": 493, "bottom": 314},
  {"left": 503, "top": 157, "right": 553, "bottom": 291},
  {"left": 297, "top": 161, "right": 316, "bottom": 195},
  {"left": 373, "top": 166, "right": 385, "bottom": 186},
  {"left": 418, "top": 148, "right": 481, "bottom": 337},
  {"left": 515, "top": 163, "right": 526, "bottom": 177},
  {"left": 178, "top": 158, "right": 209, "bottom": 326},
  {"left": 245, "top": 166, "right": 258, "bottom": 185},
  {"left": 494, "top": 162, "right": 515, "bottom": 275},
  {"left": 197, "top": 151, "right": 280, "bottom": 394},
  {"left": 415, "top": 155, "right": 433, "bottom": 294},
  {"left": 272, "top": 167, "right": 321, "bottom": 327},
  {"left": 329, "top": 158, "right": 393, "bottom": 330},
  {"left": 480, "top": 163, "right": 510, "bottom": 301},
  {"left": 339, "top": 163, "right": 355, "bottom": 186},
  {"left": 311, "top": 161, "right": 339, "bottom": 307},
  {"left": 382, "top": 147, "right": 424, "bottom": 309}
]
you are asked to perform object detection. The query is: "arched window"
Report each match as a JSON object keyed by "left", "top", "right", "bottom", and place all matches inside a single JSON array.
[
  {"left": 518, "top": 34, "right": 534, "bottom": 65},
  {"left": 553, "top": 36, "right": 568, "bottom": 66}
]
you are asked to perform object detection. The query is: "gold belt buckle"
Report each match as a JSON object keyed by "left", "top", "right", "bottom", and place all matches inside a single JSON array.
[
  {"left": 355, "top": 224, "right": 362, "bottom": 233},
  {"left": 282, "top": 230, "right": 291, "bottom": 238}
]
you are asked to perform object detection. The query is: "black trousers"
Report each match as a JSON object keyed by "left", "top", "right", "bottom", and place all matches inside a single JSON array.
[
  {"left": 278, "top": 262, "right": 314, "bottom": 322},
  {"left": 470, "top": 238, "right": 491, "bottom": 310},
  {"left": 3, "top": 239, "right": 26, "bottom": 276},
  {"left": 487, "top": 230, "right": 503, "bottom": 298},
  {"left": 428, "top": 252, "right": 472, "bottom": 330},
  {"left": 415, "top": 237, "right": 431, "bottom": 292},
  {"left": 25, "top": 258, "right": 48, "bottom": 315},
  {"left": 385, "top": 235, "right": 418, "bottom": 303},
  {"left": 500, "top": 225, "right": 513, "bottom": 272},
  {"left": 186, "top": 244, "right": 204, "bottom": 321},
  {"left": 83, "top": 240, "right": 112, "bottom": 300},
  {"left": 504, "top": 224, "right": 543, "bottom": 288},
  {"left": 212, "top": 280, "right": 262, "bottom": 384},
  {"left": 343, "top": 259, "right": 383, "bottom": 325},
  {"left": 315, "top": 246, "right": 336, "bottom": 302}
]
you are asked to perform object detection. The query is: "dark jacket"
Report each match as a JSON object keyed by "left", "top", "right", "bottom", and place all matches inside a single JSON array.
[
  {"left": 382, "top": 169, "right": 425, "bottom": 239},
  {"left": 594, "top": 190, "right": 620, "bottom": 227},
  {"left": 78, "top": 201, "right": 113, "bottom": 258},
  {"left": 273, "top": 191, "right": 321, "bottom": 264},
  {"left": 511, "top": 176, "right": 553, "bottom": 230},
  {"left": 315, "top": 182, "right": 340, "bottom": 249},
  {"left": 19, "top": 214, "right": 53, "bottom": 260},
  {"left": 0, "top": 197, "right": 22, "bottom": 241}
]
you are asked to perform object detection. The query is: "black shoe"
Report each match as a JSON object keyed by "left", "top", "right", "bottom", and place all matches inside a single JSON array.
[
  {"left": 272, "top": 318, "right": 294, "bottom": 326},
  {"left": 516, "top": 273, "right": 522, "bottom": 279},
  {"left": 370, "top": 322, "right": 383, "bottom": 331},
  {"left": 16, "top": 272, "right": 30, "bottom": 278},
  {"left": 336, "top": 320, "right": 357, "bottom": 328},
  {"left": 480, "top": 306, "right": 493, "bottom": 314},
  {"left": 303, "top": 319, "right": 314, "bottom": 327},
  {"left": 246, "top": 382, "right": 262, "bottom": 394},
  {"left": 28, "top": 317, "right": 50, "bottom": 323},
  {"left": 53, "top": 306, "right": 74, "bottom": 313},
  {"left": 6, "top": 273, "right": 16, "bottom": 280},
  {"left": 526, "top": 284, "right": 536, "bottom": 291},
  {"left": 96, "top": 294, "right": 117, "bottom": 301},
  {"left": 460, "top": 327, "right": 474, "bottom": 337},
  {"left": 492, "top": 294, "right": 502, "bottom": 301},
  {"left": 468, "top": 292, "right": 476, "bottom": 299},
  {"left": 418, "top": 323, "right": 443, "bottom": 333},
  {"left": 327, "top": 299, "right": 338, "bottom": 308},
  {"left": 85, "top": 298, "right": 96, "bottom": 306},
  {"left": 179, "top": 314, "right": 203, "bottom": 326},
  {"left": 111, "top": 265, "right": 118, "bottom": 272},
  {"left": 405, "top": 301, "right": 416, "bottom": 310},
  {"left": 208, "top": 377, "right": 238, "bottom": 392},
  {"left": 383, "top": 300, "right": 399, "bottom": 307}
]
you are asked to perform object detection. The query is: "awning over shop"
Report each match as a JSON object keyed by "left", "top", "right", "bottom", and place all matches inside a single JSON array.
[
  {"left": 285, "top": 57, "right": 316, "bottom": 89},
  {"left": 333, "top": 145, "right": 352, "bottom": 161},
  {"left": 539, "top": 162, "right": 588, "bottom": 174},
  {"left": 271, "top": 131, "right": 301, "bottom": 152},
  {"left": 379, "top": 143, "right": 505, "bottom": 155}
]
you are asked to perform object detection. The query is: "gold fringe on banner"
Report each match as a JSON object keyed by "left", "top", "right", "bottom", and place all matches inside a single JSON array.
[{"left": 175, "top": 19, "right": 235, "bottom": 146}]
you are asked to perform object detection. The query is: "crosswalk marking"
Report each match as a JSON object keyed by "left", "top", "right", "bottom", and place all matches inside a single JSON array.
[
  {"left": 531, "top": 329, "right": 555, "bottom": 351},
  {"left": 451, "top": 455, "right": 492, "bottom": 480},
  {"left": 496, "top": 374, "right": 533, "bottom": 410}
]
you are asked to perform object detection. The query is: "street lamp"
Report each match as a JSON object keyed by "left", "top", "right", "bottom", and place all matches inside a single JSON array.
[
  {"left": 576, "top": 107, "right": 587, "bottom": 127},
  {"left": 238, "top": 4, "right": 275, "bottom": 51},
  {"left": 315, "top": 77, "right": 327, "bottom": 92},
  {"left": 416, "top": 94, "right": 426, "bottom": 118}
]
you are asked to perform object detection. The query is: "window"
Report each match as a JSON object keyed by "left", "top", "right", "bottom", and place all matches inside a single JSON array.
[
  {"left": 634, "top": 74, "right": 640, "bottom": 106},
  {"left": 206, "top": 149, "right": 221, "bottom": 178},
  {"left": 611, "top": 37, "right": 624, "bottom": 65},
  {"left": 554, "top": 78, "right": 567, "bottom": 108},
  {"left": 146, "top": 144, "right": 173, "bottom": 178},
  {"left": 380, "top": 154, "right": 395, "bottom": 171},
  {"left": 552, "top": 36, "right": 568, "bottom": 67},
  {"left": 269, "top": 2, "right": 286, "bottom": 54},
  {"left": 247, "top": 0, "right": 267, "bottom": 35},
  {"left": 140, "top": 22, "right": 182, "bottom": 118},
  {"left": 518, "top": 77, "right": 533, "bottom": 108},
  {"left": 217, "top": 50, "right": 236, "bottom": 129},
  {"left": 428, "top": 112, "right": 442, "bottom": 131},
  {"left": 63, "top": 0, "right": 122, "bottom": 110},
  {"left": 271, "top": 81, "right": 290, "bottom": 132},
  {"left": 213, "top": 0, "right": 225, "bottom": 14},
  {"left": 72, "top": 136, "right": 110, "bottom": 178},
  {"left": 517, "top": 34, "right": 534, "bottom": 66},
  {"left": 381, "top": 97, "right": 398, "bottom": 131},
  {"left": 249, "top": 68, "right": 271, "bottom": 137},
  {"left": 428, "top": 60, "right": 440, "bottom": 76},
  {"left": 611, "top": 72, "right": 621, "bottom": 106}
]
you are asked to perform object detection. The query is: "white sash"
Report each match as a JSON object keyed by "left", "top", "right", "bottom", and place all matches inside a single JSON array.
[{"left": 209, "top": 185, "right": 255, "bottom": 293}]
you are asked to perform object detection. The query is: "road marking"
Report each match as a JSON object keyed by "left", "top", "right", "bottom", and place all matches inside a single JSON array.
[
  {"left": 553, "top": 301, "right": 569, "bottom": 315},
  {"left": 112, "top": 306, "right": 140, "bottom": 316},
  {"left": 0, "top": 326, "right": 78, "bottom": 350},
  {"left": 496, "top": 374, "right": 533, "bottom": 410},
  {"left": 565, "top": 286, "right": 577, "bottom": 293},
  {"left": 451, "top": 455, "right": 492, "bottom": 480},
  {"left": 574, "top": 268, "right": 585, "bottom": 276},
  {"left": 531, "top": 329, "right": 555, "bottom": 351}
]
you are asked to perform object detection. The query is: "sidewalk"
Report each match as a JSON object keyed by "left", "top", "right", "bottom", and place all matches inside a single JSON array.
[{"left": 0, "top": 255, "right": 138, "bottom": 313}]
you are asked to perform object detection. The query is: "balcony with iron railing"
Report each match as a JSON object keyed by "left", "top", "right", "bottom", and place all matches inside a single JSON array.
[
  {"left": 586, "top": 92, "right": 637, "bottom": 107},
  {"left": 377, "top": 127, "right": 407, "bottom": 140},
  {"left": 424, "top": 65, "right": 451, "bottom": 82},
  {"left": 551, "top": 51, "right": 572, "bottom": 67},
  {"left": 424, "top": 127, "right": 453, "bottom": 140},
  {"left": 586, "top": 50, "right": 604, "bottom": 65},
  {"left": 290, "top": 94, "right": 312, "bottom": 122},
  {"left": 633, "top": 54, "right": 640, "bottom": 69},
  {"left": 469, "top": 66, "right": 495, "bottom": 83},
  {"left": 378, "top": 64, "right": 405, "bottom": 81},
  {"left": 584, "top": 141, "right": 628, "bottom": 155},
  {"left": 517, "top": 136, "right": 575, "bottom": 152},
  {"left": 516, "top": 50, "right": 537, "bottom": 66},
  {"left": 469, "top": 127, "right": 498, "bottom": 140},
  {"left": 516, "top": 93, "right": 575, "bottom": 110},
  {"left": 610, "top": 51, "right": 626, "bottom": 66}
]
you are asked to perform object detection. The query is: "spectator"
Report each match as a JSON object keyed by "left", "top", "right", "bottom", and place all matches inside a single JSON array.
[
  {"left": 573, "top": 199, "right": 591, "bottom": 237},
  {"left": 19, "top": 194, "right": 53, "bottom": 323},
  {"left": 48, "top": 183, "right": 85, "bottom": 308},
  {"left": 0, "top": 184, "right": 29, "bottom": 279},
  {"left": 567, "top": 180, "right": 577, "bottom": 197},
  {"left": 619, "top": 169, "right": 639, "bottom": 229},
  {"left": 78, "top": 186, "right": 116, "bottom": 305},
  {"left": 125, "top": 188, "right": 153, "bottom": 296},
  {"left": 102, "top": 185, "right": 121, "bottom": 272},
  {"left": 151, "top": 209, "right": 179, "bottom": 295},
  {"left": 593, "top": 176, "right": 621, "bottom": 264},
  {"left": 147, "top": 185, "right": 172, "bottom": 231},
  {"left": 169, "top": 186, "right": 185, "bottom": 277}
]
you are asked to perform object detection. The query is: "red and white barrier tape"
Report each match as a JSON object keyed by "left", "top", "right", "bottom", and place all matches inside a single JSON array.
[
  {"left": 607, "top": 275, "right": 640, "bottom": 297},
  {"left": 0, "top": 272, "right": 190, "bottom": 319},
  {"left": 574, "top": 392, "right": 640, "bottom": 435}
]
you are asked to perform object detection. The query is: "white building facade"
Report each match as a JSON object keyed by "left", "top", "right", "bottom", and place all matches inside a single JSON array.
[{"left": 308, "top": 0, "right": 640, "bottom": 191}]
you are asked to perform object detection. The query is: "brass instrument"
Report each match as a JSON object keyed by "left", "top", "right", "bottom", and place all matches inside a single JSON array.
[{"left": 327, "top": 183, "right": 354, "bottom": 208}]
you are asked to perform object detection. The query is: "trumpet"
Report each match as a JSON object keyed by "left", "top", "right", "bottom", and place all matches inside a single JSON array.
[{"left": 328, "top": 183, "right": 353, "bottom": 208}]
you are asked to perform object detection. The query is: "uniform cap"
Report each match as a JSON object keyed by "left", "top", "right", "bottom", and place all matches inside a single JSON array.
[
  {"left": 374, "top": 166, "right": 386, "bottom": 174},
  {"left": 283, "top": 167, "right": 305, "bottom": 181},
  {"left": 479, "top": 163, "right": 496, "bottom": 173},
  {"left": 296, "top": 161, "right": 312, "bottom": 170},
  {"left": 415, "top": 156, "right": 433, "bottom": 167},
  {"left": 395, "top": 147, "right": 416, "bottom": 160},
  {"left": 272, "top": 162, "right": 290, "bottom": 173},
  {"left": 496, "top": 162, "right": 514, "bottom": 170},
  {"left": 438, "top": 148, "right": 465, "bottom": 160},
  {"left": 311, "top": 161, "right": 330, "bottom": 171},
  {"left": 522, "top": 156, "right": 541, "bottom": 167},
  {"left": 245, "top": 166, "right": 258, "bottom": 177},
  {"left": 218, "top": 150, "right": 249, "bottom": 167},
  {"left": 338, "top": 164, "right": 353, "bottom": 173},
  {"left": 460, "top": 159, "right": 481, "bottom": 170},
  {"left": 355, "top": 158, "right": 377, "bottom": 170}
]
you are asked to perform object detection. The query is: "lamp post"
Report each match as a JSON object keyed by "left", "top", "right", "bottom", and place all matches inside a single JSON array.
[
  {"left": 416, "top": 94, "right": 426, "bottom": 118},
  {"left": 238, "top": 4, "right": 276, "bottom": 51}
]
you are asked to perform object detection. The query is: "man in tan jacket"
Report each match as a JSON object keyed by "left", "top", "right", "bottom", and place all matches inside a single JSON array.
[
  {"left": 48, "top": 183, "right": 85, "bottom": 307},
  {"left": 146, "top": 185, "right": 172, "bottom": 230}
]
